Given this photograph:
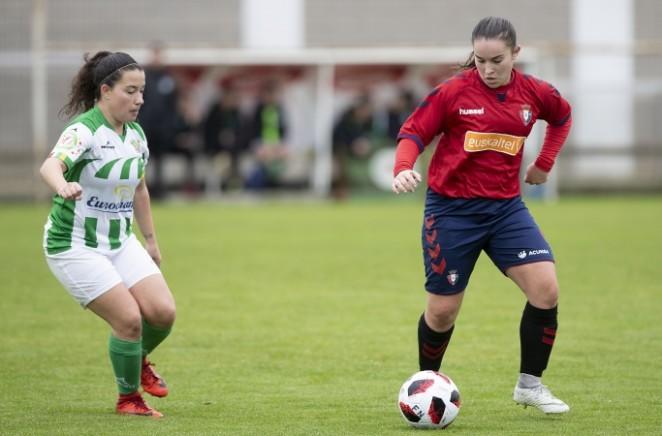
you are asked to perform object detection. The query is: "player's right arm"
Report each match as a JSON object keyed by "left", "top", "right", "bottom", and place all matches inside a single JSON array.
[
  {"left": 392, "top": 136, "right": 423, "bottom": 193},
  {"left": 392, "top": 83, "right": 449, "bottom": 193},
  {"left": 40, "top": 157, "right": 82, "bottom": 200},
  {"left": 39, "top": 123, "right": 91, "bottom": 200}
]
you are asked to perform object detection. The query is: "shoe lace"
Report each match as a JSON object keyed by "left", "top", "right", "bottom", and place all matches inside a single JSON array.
[
  {"left": 132, "top": 396, "right": 149, "bottom": 410},
  {"left": 120, "top": 393, "right": 150, "bottom": 412},
  {"left": 142, "top": 360, "right": 161, "bottom": 383},
  {"left": 535, "top": 385, "right": 561, "bottom": 403}
]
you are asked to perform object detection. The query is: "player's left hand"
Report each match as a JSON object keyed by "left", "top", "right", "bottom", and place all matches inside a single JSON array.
[
  {"left": 145, "top": 241, "right": 162, "bottom": 267},
  {"left": 524, "top": 163, "right": 549, "bottom": 185}
]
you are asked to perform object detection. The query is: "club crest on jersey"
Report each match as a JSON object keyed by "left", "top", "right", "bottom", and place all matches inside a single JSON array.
[
  {"left": 446, "top": 270, "right": 459, "bottom": 285},
  {"left": 130, "top": 139, "right": 142, "bottom": 153},
  {"left": 520, "top": 104, "right": 532, "bottom": 126}
]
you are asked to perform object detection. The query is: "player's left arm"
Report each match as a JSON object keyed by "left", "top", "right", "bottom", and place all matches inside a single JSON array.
[
  {"left": 133, "top": 178, "right": 161, "bottom": 266},
  {"left": 526, "top": 83, "right": 573, "bottom": 185}
]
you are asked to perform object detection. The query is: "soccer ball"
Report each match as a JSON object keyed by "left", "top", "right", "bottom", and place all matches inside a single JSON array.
[{"left": 397, "top": 370, "right": 461, "bottom": 429}]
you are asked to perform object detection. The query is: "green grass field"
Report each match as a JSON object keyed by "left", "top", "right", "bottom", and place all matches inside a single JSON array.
[{"left": 1, "top": 196, "right": 661, "bottom": 435}]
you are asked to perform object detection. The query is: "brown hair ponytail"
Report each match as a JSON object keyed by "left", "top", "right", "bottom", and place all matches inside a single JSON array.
[
  {"left": 459, "top": 17, "right": 517, "bottom": 70},
  {"left": 59, "top": 51, "right": 141, "bottom": 118}
]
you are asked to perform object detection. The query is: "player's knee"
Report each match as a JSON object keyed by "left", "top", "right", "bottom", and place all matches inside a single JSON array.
[
  {"left": 160, "top": 304, "right": 176, "bottom": 327},
  {"left": 426, "top": 305, "right": 458, "bottom": 332},
  {"left": 536, "top": 279, "right": 559, "bottom": 308},
  {"left": 150, "top": 303, "right": 176, "bottom": 328},
  {"left": 115, "top": 313, "right": 143, "bottom": 340}
]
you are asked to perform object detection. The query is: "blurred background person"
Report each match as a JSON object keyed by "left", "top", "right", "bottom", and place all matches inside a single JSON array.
[
  {"left": 332, "top": 95, "right": 382, "bottom": 198},
  {"left": 170, "top": 79, "right": 204, "bottom": 196},
  {"left": 203, "top": 83, "right": 247, "bottom": 191},
  {"left": 138, "top": 42, "right": 178, "bottom": 199},
  {"left": 386, "top": 90, "right": 417, "bottom": 141},
  {"left": 244, "top": 81, "right": 289, "bottom": 190}
]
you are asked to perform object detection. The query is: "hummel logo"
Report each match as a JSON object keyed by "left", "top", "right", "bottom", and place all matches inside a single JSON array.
[
  {"left": 424, "top": 215, "right": 435, "bottom": 229},
  {"left": 459, "top": 107, "right": 485, "bottom": 115},
  {"left": 101, "top": 141, "right": 115, "bottom": 149},
  {"left": 431, "top": 257, "right": 447, "bottom": 274},
  {"left": 427, "top": 244, "right": 441, "bottom": 259}
]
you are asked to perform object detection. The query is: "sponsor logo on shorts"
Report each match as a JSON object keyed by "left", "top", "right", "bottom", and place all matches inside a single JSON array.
[
  {"left": 463, "top": 131, "right": 525, "bottom": 156},
  {"left": 517, "top": 249, "right": 550, "bottom": 259}
]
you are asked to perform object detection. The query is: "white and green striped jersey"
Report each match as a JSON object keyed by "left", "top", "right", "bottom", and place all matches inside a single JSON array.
[{"left": 43, "top": 106, "right": 149, "bottom": 255}]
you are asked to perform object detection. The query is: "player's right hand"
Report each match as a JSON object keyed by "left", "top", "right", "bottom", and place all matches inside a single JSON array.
[
  {"left": 57, "top": 182, "right": 83, "bottom": 200},
  {"left": 392, "top": 169, "right": 422, "bottom": 194}
]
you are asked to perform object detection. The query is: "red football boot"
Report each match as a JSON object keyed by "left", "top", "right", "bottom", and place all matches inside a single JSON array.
[
  {"left": 116, "top": 392, "right": 163, "bottom": 418},
  {"left": 141, "top": 358, "right": 169, "bottom": 398}
]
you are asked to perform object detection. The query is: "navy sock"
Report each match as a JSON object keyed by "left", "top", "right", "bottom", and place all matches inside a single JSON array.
[
  {"left": 418, "top": 314, "right": 454, "bottom": 371},
  {"left": 519, "top": 302, "right": 558, "bottom": 377}
]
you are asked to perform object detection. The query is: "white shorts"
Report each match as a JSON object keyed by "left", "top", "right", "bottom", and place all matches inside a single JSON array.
[{"left": 45, "top": 235, "right": 161, "bottom": 307}]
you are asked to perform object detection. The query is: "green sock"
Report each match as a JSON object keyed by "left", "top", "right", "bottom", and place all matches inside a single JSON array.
[
  {"left": 142, "top": 319, "right": 172, "bottom": 357},
  {"left": 108, "top": 335, "right": 142, "bottom": 394}
]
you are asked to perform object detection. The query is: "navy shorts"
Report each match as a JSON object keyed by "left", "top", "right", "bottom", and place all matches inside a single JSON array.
[{"left": 422, "top": 190, "right": 554, "bottom": 295}]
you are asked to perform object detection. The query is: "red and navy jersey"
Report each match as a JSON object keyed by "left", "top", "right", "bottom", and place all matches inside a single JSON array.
[{"left": 396, "top": 68, "right": 571, "bottom": 199}]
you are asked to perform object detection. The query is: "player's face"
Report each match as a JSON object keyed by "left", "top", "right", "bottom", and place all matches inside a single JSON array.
[
  {"left": 473, "top": 38, "right": 520, "bottom": 88},
  {"left": 103, "top": 69, "right": 146, "bottom": 124}
]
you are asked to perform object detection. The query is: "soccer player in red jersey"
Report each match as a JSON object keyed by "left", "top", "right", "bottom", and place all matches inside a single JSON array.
[{"left": 392, "top": 17, "right": 572, "bottom": 414}]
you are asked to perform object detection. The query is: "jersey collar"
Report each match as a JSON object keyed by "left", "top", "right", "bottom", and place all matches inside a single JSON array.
[
  {"left": 473, "top": 68, "right": 519, "bottom": 94},
  {"left": 93, "top": 106, "right": 127, "bottom": 140}
]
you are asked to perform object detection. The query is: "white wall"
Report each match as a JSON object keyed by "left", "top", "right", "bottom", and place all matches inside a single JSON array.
[{"left": 571, "top": 0, "right": 634, "bottom": 179}]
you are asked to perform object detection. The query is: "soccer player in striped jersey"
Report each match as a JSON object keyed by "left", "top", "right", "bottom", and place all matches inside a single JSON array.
[
  {"left": 392, "top": 17, "right": 572, "bottom": 414},
  {"left": 40, "top": 52, "right": 175, "bottom": 418}
]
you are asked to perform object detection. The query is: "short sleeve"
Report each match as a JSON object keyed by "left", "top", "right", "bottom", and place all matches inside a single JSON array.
[{"left": 49, "top": 123, "right": 93, "bottom": 170}]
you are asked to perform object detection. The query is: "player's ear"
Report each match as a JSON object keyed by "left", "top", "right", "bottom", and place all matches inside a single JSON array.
[
  {"left": 100, "top": 83, "right": 112, "bottom": 101},
  {"left": 512, "top": 45, "right": 521, "bottom": 61}
]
